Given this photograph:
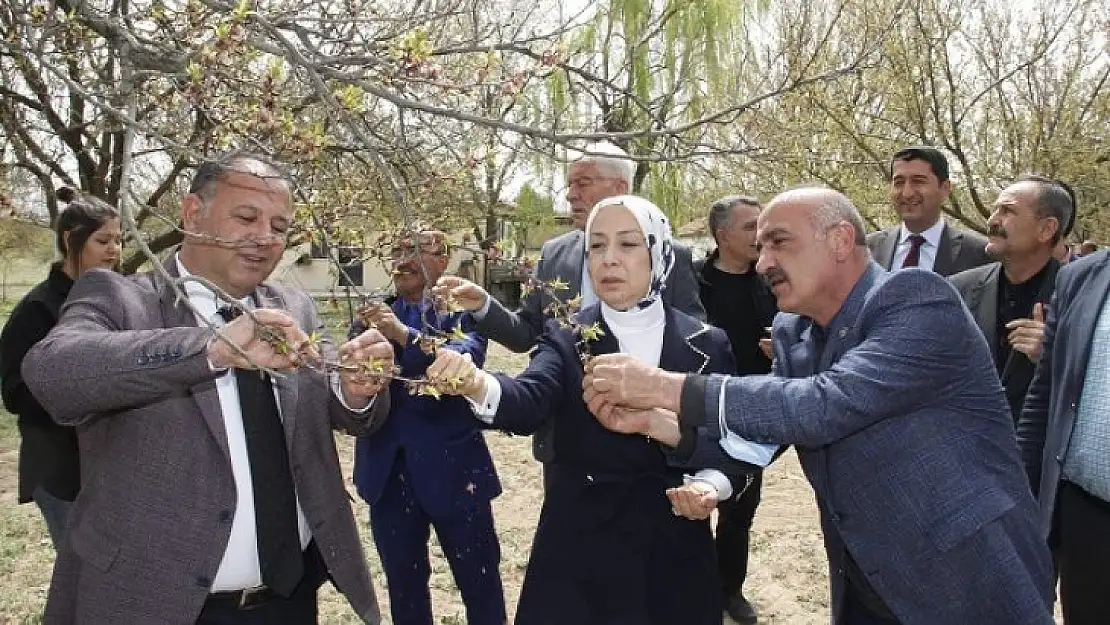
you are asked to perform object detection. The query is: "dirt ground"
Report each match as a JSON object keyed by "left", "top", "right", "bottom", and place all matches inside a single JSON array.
[{"left": 0, "top": 343, "right": 1060, "bottom": 624}]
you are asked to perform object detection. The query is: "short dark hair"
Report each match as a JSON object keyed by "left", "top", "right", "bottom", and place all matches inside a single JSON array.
[
  {"left": 188, "top": 150, "right": 293, "bottom": 201},
  {"left": 54, "top": 187, "right": 119, "bottom": 260},
  {"left": 891, "top": 146, "right": 950, "bottom": 183},
  {"left": 707, "top": 195, "right": 760, "bottom": 244},
  {"left": 1017, "top": 174, "right": 1076, "bottom": 243}
]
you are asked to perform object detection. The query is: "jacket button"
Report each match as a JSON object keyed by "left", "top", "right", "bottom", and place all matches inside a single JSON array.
[
  {"left": 218, "top": 510, "right": 232, "bottom": 522},
  {"left": 1056, "top": 454, "right": 1064, "bottom": 463},
  {"left": 195, "top": 576, "right": 210, "bottom": 588}
]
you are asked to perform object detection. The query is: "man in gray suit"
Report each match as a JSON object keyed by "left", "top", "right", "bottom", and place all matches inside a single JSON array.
[
  {"left": 585, "top": 187, "right": 1054, "bottom": 625},
  {"left": 439, "top": 142, "right": 704, "bottom": 466},
  {"left": 950, "top": 176, "right": 1074, "bottom": 424},
  {"left": 23, "top": 152, "right": 391, "bottom": 624},
  {"left": 867, "top": 146, "right": 991, "bottom": 276}
]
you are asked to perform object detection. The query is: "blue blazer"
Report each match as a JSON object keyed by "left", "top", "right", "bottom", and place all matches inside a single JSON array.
[
  {"left": 1019, "top": 250, "right": 1110, "bottom": 539},
  {"left": 352, "top": 298, "right": 500, "bottom": 518},
  {"left": 682, "top": 263, "right": 1053, "bottom": 625}
]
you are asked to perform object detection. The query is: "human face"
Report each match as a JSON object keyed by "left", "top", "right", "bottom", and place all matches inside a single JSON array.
[
  {"left": 755, "top": 202, "right": 842, "bottom": 320},
  {"left": 179, "top": 171, "right": 293, "bottom": 298},
  {"left": 986, "top": 181, "right": 1057, "bottom": 260},
  {"left": 390, "top": 233, "right": 448, "bottom": 300},
  {"left": 566, "top": 161, "right": 628, "bottom": 230},
  {"left": 716, "top": 202, "right": 761, "bottom": 266},
  {"left": 587, "top": 206, "right": 652, "bottom": 311},
  {"left": 890, "top": 158, "right": 950, "bottom": 231},
  {"left": 75, "top": 218, "right": 122, "bottom": 274}
]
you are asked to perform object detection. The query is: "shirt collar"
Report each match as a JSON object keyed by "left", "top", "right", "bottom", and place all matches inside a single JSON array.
[
  {"left": 175, "top": 253, "right": 250, "bottom": 322},
  {"left": 899, "top": 218, "right": 946, "bottom": 248}
]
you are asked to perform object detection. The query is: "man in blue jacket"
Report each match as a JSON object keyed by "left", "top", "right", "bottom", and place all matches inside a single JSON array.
[
  {"left": 352, "top": 230, "right": 505, "bottom": 625},
  {"left": 585, "top": 187, "right": 1054, "bottom": 625}
]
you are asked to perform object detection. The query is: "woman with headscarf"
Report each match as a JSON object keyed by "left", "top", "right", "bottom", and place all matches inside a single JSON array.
[
  {"left": 430, "top": 196, "right": 769, "bottom": 625},
  {"left": 0, "top": 188, "right": 121, "bottom": 547}
]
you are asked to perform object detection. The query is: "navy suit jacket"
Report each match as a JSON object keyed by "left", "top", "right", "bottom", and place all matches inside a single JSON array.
[
  {"left": 1018, "top": 250, "right": 1110, "bottom": 539},
  {"left": 352, "top": 298, "right": 501, "bottom": 519},
  {"left": 679, "top": 263, "right": 1053, "bottom": 625}
]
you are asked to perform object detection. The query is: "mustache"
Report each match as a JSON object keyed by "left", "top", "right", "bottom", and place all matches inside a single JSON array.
[
  {"left": 988, "top": 225, "right": 1007, "bottom": 238},
  {"left": 762, "top": 268, "right": 788, "bottom": 286}
]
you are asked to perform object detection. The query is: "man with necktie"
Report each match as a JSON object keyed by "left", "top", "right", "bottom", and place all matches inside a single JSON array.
[
  {"left": 351, "top": 230, "right": 506, "bottom": 625},
  {"left": 23, "top": 151, "right": 391, "bottom": 624},
  {"left": 866, "top": 146, "right": 991, "bottom": 276}
]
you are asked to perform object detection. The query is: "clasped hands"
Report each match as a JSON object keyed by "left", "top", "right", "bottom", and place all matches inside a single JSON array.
[{"left": 205, "top": 308, "right": 393, "bottom": 408}]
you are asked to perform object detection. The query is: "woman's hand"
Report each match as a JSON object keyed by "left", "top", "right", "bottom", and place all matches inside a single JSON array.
[{"left": 665, "top": 481, "right": 719, "bottom": 521}]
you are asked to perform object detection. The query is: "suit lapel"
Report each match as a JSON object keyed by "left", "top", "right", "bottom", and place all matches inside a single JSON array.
[
  {"left": 877, "top": 228, "right": 899, "bottom": 270},
  {"left": 968, "top": 264, "right": 1001, "bottom": 358},
  {"left": 817, "top": 263, "right": 883, "bottom": 371},
  {"left": 658, "top": 309, "right": 711, "bottom": 374},
  {"left": 157, "top": 256, "right": 232, "bottom": 461},
  {"left": 563, "top": 230, "right": 585, "bottom": 303},
  {"left": 934, "top": 224, "right": 962, "bottom": 276}
]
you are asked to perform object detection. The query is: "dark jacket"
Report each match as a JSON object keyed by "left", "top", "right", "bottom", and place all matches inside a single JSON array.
[
  {"left": 0, "top": 262, "right": 80, "bottom": 503},
  {"left": 1018, "top": 250, "right": 1110, "bottom": 540},
  {"left": 949, "top": 259, "right": 1060, "bottom": 424},
  {"left": 485, "top": 303, "right": 758, "bottom": 624},
  {"left": 694, "top": 249, "right": 778, "bottom": 374}
]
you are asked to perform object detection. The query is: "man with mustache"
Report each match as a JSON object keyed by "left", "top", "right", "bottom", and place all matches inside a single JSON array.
[
  {"left": 867, "top": 146, "right": 991, "bottom": 275},
  {"left": 583, "top": 186, "right": 1055, "bottom": 625},
  {"left": 22, "top": 151, "right": 392, "bottom": 624},
  {"left": 351, "top": 230, "right": 506, "bottom": 625},
  {"left": 694, "top": 195, "right": 777, "bottom": 625},
  {"left": 950, "top": 176, "right": 1074, "bottom": 424}
]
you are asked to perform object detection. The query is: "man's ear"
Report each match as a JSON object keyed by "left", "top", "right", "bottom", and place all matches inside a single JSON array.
[
  {"left": 181, "top": 194, "right": 204, "bottom": 232},
  {"left": 938, "top": 179, "right": 952, "bottom": 200}
]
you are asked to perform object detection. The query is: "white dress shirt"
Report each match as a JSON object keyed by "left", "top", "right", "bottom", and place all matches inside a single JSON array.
[
  {"left": 890, "top": 219, "right": 946, "bottom": 271},
  {"left": 176, "top": 255, "right": 312, "bottom": 592}
]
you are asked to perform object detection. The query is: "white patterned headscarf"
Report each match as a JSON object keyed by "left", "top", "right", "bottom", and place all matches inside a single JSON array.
[{"left": 584, "top": 194, "right": 675, "bottom": 310}]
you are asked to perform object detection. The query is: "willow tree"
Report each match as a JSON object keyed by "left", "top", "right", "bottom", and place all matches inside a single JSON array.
[{"left": 728, "top": 0, "right": 1110, "bottom": 237}]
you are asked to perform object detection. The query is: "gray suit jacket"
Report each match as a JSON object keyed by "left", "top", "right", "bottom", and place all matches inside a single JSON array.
[
  {"left": 950, "top": 260, "right": 1060, "bottom": 423},
  {"left": 477, "top": 228, "right": 705, "bottom": 463},
  {"left": 1018, "top": 250, "right": 1110, "bottom": 540},
  {"left": 867, "top": 223, "right": 991, "bottom": 276},
  {"left": 22, "top": 259, "right": 385, "bottom": 624}
]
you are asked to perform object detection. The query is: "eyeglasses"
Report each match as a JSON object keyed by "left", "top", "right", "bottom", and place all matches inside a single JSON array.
[
  {"left": 389, "top": 244, "right": 447, "bottom": 260},
  {"left": 566, "top": 176, "right": 615, "bottom": 191}
]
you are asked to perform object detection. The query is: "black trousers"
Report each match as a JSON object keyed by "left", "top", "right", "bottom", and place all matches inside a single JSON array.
[
  {"left": 715, "top": 471, "right": 762, "bottom": 597},
  {"left": 1058, "top": 481, "right": 1110, "bottom": 625},
  {"left": 196, "top": 542, "right": 326, "bottom": 625}
]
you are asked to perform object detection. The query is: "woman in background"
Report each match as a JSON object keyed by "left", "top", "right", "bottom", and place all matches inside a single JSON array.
[{"left": 0, "top": 188, "right": 121, "bottom": 546}]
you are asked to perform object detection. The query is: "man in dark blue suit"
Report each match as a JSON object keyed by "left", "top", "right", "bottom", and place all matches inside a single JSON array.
[
  {"left": 1019, "top": 248, "right": 1110, "bottom": 624},
  {"left": 352, "top": 230, "right": 505, "bottom": 625},
  {"left": 585, "top": 187, "right": 1055, "bottom": 624}
]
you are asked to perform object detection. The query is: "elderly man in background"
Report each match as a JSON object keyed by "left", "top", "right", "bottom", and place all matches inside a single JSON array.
[
  {"left": 350, "top": 229, "right": 505, "bottom": 625},
  {"left": 584, "top": 187, "right": 1054, "bottom": 625}
]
